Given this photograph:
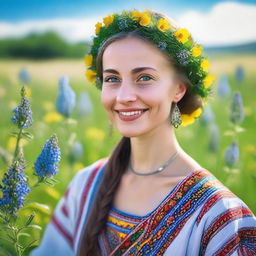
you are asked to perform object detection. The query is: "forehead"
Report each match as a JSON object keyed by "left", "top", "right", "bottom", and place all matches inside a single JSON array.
[{"left": 102, "top": 37, "right": 171, "bottom": 71}]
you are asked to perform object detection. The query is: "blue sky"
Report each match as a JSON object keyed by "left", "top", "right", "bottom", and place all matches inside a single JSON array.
[
  {"left": 1, "top": 0, "right": 255, "bottom": 22},
  {"left": 0, "top": 0, "right": 256, "bottom": 46}
]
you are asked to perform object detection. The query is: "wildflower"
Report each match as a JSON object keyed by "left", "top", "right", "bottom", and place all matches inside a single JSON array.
[
  {"left": 85, "top": 69, "right": 97, "bottom": 83},
  {"left": 77, "top": 92, "right": 93, "bottom": 116},
  {"left": 199, "top": 105, "right": 215, "bottom": 126},
  {"left": 56, "top": 76, "right": 76, "bottom": 118},
  {"left": 181, "top": 108, "right": 202, "bottom": 127},
  {"left": 85, "top": 127, "right": 105, "bottom": 143},
  {"left": 103, "top": 15, "right": 114, "bottom": 27},
  {"left": 18, "top": 68, "right": 30, "bottom": 84},
  {"left": 203, "top": 74, "right": 215, "bottom": 88},
  {"left": 7, "top": 137, "right": 28, "bottom": 153},
  {"left": 69, "top": 141, "right": 83, "bottom": 162},
  {"left": 43, "top": 111, "right": 63, "bottom": 123},
  {"left": 84, "top": 54, "right": 93, "bottom": 67},
  {"left": 95, "top": 22, "right": 102, "bottom": 35},
  {"left": 118, "top": 17, "right": 128, "bottom": 29},
  {"left": 174, "top": 28, "right": 190, "bottom": 44},
  {"left": 158, "top": 41, "right": 167, "bottom": 51},
  {"left": 217, "top": 74, "right": 231, "bottom": 98},
  {"left": 224, "top": 142, "right": 239, "bottom": 167},
  {"left": 235, "top": 65, "right": 245, "bottom": 82},
  {"left": 0, "top": 160, "right": 30, "bottom": 214},
  {"left": 34, "top": 135, "right": 61, "bottom": 178},
  {"left": 176, "top": 50, "right": 190, "bottom": 65},
  {"left": 131, "top": 11, "right": 151, "bottom": 26},
  {"left": 230, "top": 92, "right": 244, "bottom": 124},
  {"left": 157, "top": 18, "right": 170, "bottom": 31},
  {"left": 208, "top": 124, "right": 220, "bottom": 153},
  {"left": 192, "top": 44, "right": 203, "bottom": 57},
  {"left": 200, "top": 59, "right": 210, "bottom": 72},
  {"left": 11, "top": 86, "right": 33, "bottom": 129}
]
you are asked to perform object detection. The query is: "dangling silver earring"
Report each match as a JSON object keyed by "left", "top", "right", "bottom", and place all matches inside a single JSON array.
[{"left": 171, "top": 102, "right": 182, "bottom": 128}]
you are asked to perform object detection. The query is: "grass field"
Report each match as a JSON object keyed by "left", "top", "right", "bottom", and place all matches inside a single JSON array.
[{"left": 0, "top": 54, "right": 255, "bottom": 252}]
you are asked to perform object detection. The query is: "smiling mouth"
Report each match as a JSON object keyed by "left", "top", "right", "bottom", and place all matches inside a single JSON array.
[{"left": 116, "top": 109, "right": 148, "bottom": 116}]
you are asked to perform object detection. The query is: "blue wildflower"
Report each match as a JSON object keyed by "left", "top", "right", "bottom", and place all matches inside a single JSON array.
[
  {"left": 56, "top": 76, "right": 76, "bottom": 117},
  {"left": 230, "top": 92, "right": 244, "bottom": 124},
  {"left": 11, "top": 86, "right": 33, "bottom": 128},
  {"left": 19, "top": 67, "right": 30, "bottom": 84},
  {"left": 34, "top": 135, "right": 61, "bottom": 178},
  {"left": 0, "top": 160, "right": 30, "bottom": 214},
  {"left": 69, "top": 141, "right": 83, "bottom": 162},
  {"left": 118, "top": 17, "right": 128, "bottom": 29},
  {"left": 158, "top": 41, "right": 167, "bottom": 51},
  {"left": 176, "top": 50, "right": 189, "bottom": 65},
  {"left": 224, "top": 142, "right": 239, "bottom": 167},
  {"left": 77, "top": 92, "right": 93, "bottom": 116},
  {"left": 208, "top": 124, "right": 220, "bottom": 153},
  {"left": 235, "top": 65, "right": 245, "bottom": 82},
  {"left": 217, "top": 74, "right": 231, "bottom": 98},
  {"left": 199, "top": 105, "right": 215, "bottom": 126}
]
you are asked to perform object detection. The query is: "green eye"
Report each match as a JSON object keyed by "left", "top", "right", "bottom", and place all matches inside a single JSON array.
[
  {"left": 104, "top": 77, "right": 120, "bottom": 83},
  {"left": 139, "top": 75, "right": 152, "bottom": 81}
]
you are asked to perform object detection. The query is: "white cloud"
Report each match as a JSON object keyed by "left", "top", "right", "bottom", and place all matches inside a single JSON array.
[
  {"left": 0, "top": 2, "right": 256, "bottom": 46},
  {"left": 177, "top": 1, "right": 256, "bottom": 46}
]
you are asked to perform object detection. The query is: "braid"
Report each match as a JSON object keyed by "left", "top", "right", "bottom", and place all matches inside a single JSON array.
[{"left": 78, "top": 137, "right": 131, "bottom": 255}]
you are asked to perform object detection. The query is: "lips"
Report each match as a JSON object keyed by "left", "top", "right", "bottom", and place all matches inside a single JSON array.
[
  {"left": 115, "top": 108, "right": 149, "bottom": 113},
  {"left": 115, "top": 109, "right": 149, "bottom": 121}
]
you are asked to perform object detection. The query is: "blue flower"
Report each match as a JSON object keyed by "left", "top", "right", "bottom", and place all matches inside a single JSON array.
[
  {"left": 217, "top": 74, "right": 231, "bottom": 98},
  {"left": 208, "top": 124, "right": 220, "bottom": 153},
  {"left": 235, "top": 65, "right": 245, "bottom": 82},
  {"left": 158, "top": 41, "right": 167, "bottom": 51},
  {"left": 77, "top": 92, "right": 93, "bottom": 116},
  {"left": 199, "top": 105, "right": 215, "bottom": 126},
  {"left": 19, "top": 68, "right": 30, "bottom": 84},
  {"left": 224, "top": 142, "right": 239, "bottom": 167},
  {"left": 34, "top": 135, "right": 61, "bottom": 178},
  {"left": 69, "top": 141, "right": 83, "bottom": 162},
  {"left": 11, "top": 87, "right": 33, "bottom": 128},
  {"left": 176, "top": 50, "right": 189, "bottom": 65},
  {"left": 118, "top": 17, "right": 128, "bottom": 29},
  {"left": 0, "top": 161, "right": 30, "bottom": 214},
  {"left": 56, "top": 76, "right": 76, "bottom": 117},
  {"left": 230, "top": 92, "right": 244, "bottom": 124}
]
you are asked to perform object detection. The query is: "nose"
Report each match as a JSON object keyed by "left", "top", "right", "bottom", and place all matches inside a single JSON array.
[{"left": 116, "top": 81, "right": 137, "bottom": 103}]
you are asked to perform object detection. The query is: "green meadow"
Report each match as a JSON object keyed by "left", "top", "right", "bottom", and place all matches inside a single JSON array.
[{"left": 0, "top": 54, "right": 255, "bottom": 252}]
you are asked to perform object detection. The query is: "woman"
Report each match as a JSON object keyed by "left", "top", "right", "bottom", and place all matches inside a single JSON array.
[{"left": 31, "top": 9, "right": 256, "bottom": 256}]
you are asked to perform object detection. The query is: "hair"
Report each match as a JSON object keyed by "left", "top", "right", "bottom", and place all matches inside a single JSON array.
[{"left": 78, "top": 11, "right": 203, "bottom": 255}]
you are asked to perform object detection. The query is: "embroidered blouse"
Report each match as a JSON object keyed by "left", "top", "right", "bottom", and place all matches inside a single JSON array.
[{"left": 30, "top": 158, "right": 256, "bottom": 256}]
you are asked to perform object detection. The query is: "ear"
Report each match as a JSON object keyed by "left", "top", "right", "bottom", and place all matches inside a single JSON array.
[{"left": 173, "top": 82, "right": 187, "bottom": 102}]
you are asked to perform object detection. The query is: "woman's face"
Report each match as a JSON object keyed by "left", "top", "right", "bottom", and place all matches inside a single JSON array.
[{"left": 101, "top": 37, "right": 185, "bottom": 138}]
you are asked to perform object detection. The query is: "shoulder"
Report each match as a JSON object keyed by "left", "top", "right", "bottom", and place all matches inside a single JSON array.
[{"left": 68, "top": 157, "right": 109, "bottom": 196}]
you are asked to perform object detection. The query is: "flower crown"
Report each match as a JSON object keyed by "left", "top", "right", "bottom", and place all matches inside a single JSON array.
[{"left": 84, "top": 9, "right": 215, "bottom": 126}]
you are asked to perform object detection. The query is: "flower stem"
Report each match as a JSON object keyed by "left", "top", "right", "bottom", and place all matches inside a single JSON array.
[{"left": 12, "top": 128, "right": 23, "bottom": 165}]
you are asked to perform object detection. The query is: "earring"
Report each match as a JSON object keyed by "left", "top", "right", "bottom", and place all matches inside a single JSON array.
[{"left": 171, "top": 102, "right": 182, "bottom": 128}]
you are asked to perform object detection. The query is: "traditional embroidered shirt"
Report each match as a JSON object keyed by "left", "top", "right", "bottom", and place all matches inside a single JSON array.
[{"left": 31, "top": 158, "right": 256, "bottom": 256}]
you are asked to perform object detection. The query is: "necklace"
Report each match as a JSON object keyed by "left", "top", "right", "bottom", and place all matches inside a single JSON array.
[{"left": 128, "top": 151, "right": 179, "bottom": 176}]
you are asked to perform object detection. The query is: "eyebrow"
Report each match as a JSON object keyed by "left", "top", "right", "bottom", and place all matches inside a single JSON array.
[{"left": 103, "top": 67, "right": 157, "bottom": 75}]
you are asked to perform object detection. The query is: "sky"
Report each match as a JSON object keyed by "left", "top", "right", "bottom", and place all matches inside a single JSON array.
[{"left": 0, "top": 0, "right": 256, "bottom": 46}]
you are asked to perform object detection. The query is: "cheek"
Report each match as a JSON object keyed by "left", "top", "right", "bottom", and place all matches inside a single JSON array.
[{"left": 101, "top": 89, "right": 114, "bottom": 112}]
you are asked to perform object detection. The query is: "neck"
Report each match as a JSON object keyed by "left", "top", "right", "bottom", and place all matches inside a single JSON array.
[{"left": 129, "top": 124, "right": 182, "bottom": 175}]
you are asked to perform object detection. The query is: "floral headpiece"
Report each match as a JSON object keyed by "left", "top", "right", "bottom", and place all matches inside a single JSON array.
[{"left": 84, "top": 9, "right": 215, "bottom": 126}]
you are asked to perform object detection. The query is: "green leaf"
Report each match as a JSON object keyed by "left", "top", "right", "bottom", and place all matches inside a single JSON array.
[
  {"left": 25, "top": 202, "right": 51, "bottom": 215},
  {"left": 21, "top": 131, "right": 34, "bottom": 140},
  {"left": 26, "top": 224, "right": 42, "bottom": 230},
  {"left": 25, "top": 213, "right": 35, "bottom": 226},
  {"left": 17, "top": 232, "right": 31, "bottom": 238}
]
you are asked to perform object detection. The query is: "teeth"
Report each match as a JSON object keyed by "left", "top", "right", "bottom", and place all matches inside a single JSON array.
[{"left": 119, "top": 110, "right": 144, "bottom": 116}]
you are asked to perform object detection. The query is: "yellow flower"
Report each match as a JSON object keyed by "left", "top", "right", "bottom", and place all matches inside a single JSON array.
[
  {"left": 103, "top": 15, "right": 114, "bottom": 27},
  {"left": 181, "top": 108, "right": 202, "bottom": 127},
  {"left": 7, "top": 137, "right": 27, "bottom": 152},
  {"left": 43, "top": 112, "right": 63, "bottom": 123},
  {"left": 192, "top": 44, "right": 203, "bottom": 57},
  {"left": 203, "top": 74, "right": 215, "bottom": 88},
  {"left": 95, "top": 22, "right": 102, "bottom": 35},
  {"left": 200, "top": 59, "right": 210, "bottom": 72},
  {"left": 139, "top": 12, "right": 151, "bottom": 26},
  {"left": 174, "top": 28, "right": 190, "bottom": 44},
  {"left": 85, "top": 127, "right": 105, "bottom": 143},
  {"left": 157, "top": 18, "right": 170, "bottom": 31},
  {"left": 84, "top": 54, "right": 93, "bottom": 67},
  {"left": 42, "top": 101, "right": 54, "bottom": 111},
  {"left": 131, "top": 10, "right": 141, "bottom": 21},
  {"left": 25, "top": 87, "right": 32, "bottom": 98},
  {"left": 85, "top": 69, "right": 97, "bottom": 83},
  {"left": 131, "top": 11, "right": 150, "bottom": 26}
]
